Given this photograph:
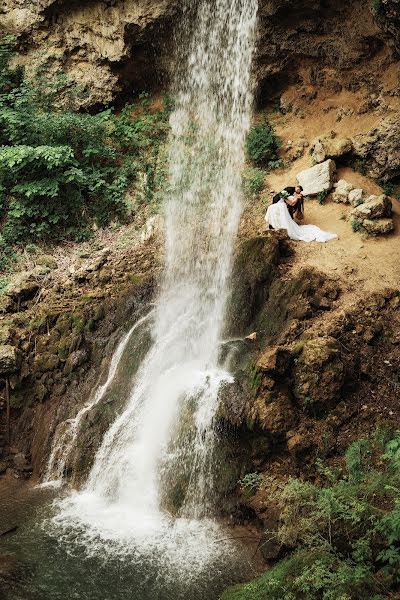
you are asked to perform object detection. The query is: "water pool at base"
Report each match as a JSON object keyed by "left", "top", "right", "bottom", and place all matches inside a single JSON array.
[{"left": 0, "top": 479, "right": 260, "bottom": 600}]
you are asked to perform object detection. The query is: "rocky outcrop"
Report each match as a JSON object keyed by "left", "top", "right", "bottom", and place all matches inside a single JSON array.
[
  {"left": 2, "top": 0, "right": 180, "bottom": 106},
  {"left": 3, "top": 0, "right": 400, "bottom": 109},
  {"left": 311, "top": 135, "right": 352, "bottom": 165},
  {"left": 0, "top": 242, "right": 161, "bottom": 477},
  {"left": 352, "top": 118, "right": 400, "bottom": 182}
]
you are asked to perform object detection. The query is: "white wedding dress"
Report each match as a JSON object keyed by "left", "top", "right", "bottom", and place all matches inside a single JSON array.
[{"left": 265, "top": 199, "right": 337, "bottom": 243}]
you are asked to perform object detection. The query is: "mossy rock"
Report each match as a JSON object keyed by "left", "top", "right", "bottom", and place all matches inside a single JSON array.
[
  {"left": 32, "top": 352, "right": 60, "bottom": 373},
  {"left": 225, "top": 235, "right": 280, "bottom": 336},
  {"left": 293, "top": 336, "right": 344, "bottom": 412}
]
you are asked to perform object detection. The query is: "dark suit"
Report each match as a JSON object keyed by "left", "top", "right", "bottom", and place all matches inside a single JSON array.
[{"left": 272, "top": 187, "right": 303, "bottom": 219}]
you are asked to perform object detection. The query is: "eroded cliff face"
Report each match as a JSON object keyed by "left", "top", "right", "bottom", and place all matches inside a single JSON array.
[
  {"left": 2, "top": 0, "right": 180, "bottom": 106},
  {"left": 2, "top": 0, "right": 400, "bottom": 107}
]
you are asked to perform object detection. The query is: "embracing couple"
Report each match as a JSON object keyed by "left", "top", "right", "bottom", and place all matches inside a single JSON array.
[{"left": 265, "top": 184, "right": 337, "bottom": 243}]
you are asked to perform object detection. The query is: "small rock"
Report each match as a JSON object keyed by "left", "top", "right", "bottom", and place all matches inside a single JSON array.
[
  {"left": 36, "top": 255, "right": 58, "bottom": 270},
  {"left": 0, "top": 345, "right": 17, "bottom": 375},
  {"left": 348, "top": 188, "right": 364, "bottom": 207},
  {"left": 332, "top": 179, "right": 353, "bottom": 203}
]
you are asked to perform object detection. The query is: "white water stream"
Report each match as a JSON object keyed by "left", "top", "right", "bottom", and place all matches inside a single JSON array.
[{"left": 49, "top": 0, "right": 258, "bottom": 568}]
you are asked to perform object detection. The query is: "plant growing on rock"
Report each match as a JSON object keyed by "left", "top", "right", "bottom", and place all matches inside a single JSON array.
[
  {"left": 222, "top": 431, "right": 400, "bottom": 599},
  {"left": 0, "top": 38, "right": 171, "bottom": 249}
]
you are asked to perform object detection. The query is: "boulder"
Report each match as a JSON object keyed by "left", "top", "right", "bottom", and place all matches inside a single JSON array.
[
  {"left": 348, "top": 188, "right": 364, "bottom": 207},
  {"left": 351, "top": 194, "right": 392, "bottom": 220},
  {"left": 0, "top": 345, "right": 17, "bottom": 375},
  {"left": 293, "top": 336, "right": 344, "bottom": 411},
  {"left": 332, "top": 179, "right": 353, "bottom": 203},
  {"left": 296, "top": 159, "right": 336, "bottom": 196},
  {"left": 5, "top": 272, "right": 39, "bottom": 301},
  {"left": 311, "top": 134, "right": 352, "bottom": 164},
  {"left": 362, "top": 218, "right": 395, "bottom": 235},
  {"left": 250, "top": 390, "right": 297, "bottom": 435}
]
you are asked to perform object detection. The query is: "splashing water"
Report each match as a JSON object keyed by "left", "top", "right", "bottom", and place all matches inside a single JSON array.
[
  {"left": 42, "top": 311, "right": 154, "bottom": 488},
  {"left": 51, "top": 0, "right": 258, "bottom": 571}
]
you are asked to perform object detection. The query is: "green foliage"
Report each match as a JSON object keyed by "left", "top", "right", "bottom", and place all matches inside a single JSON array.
[
  {"left": 223, "top": 432, "right": 400, "bottom": 599},
  {"left": 318, "top": 190, "right": 329, "bottom": 205},
  {"left": 353, "top": 158, "right": 367, "bottom": 176},
  {"left": 371, "top": 0, "right": 383, "bottom": 14},
  {"left": 351, "top": 218, "right": 362, "bottom": 233},
  {"left": 0, "top": 275, "right": 9, "bottom": 295},
  {"left": 242, "top": 167, "right": 265, "bottom": 198},
  {"left": 239, "top": 472, "right": 263, "bottom": 494},
  {"left": 245, "top": 122, "right": 280, "bottom": 168},
  {"left": 0, "top": 39, "right": 170, "bottom": 249},
  {"left": 382, "top": 182, "right": 400, "bottom": 202}
]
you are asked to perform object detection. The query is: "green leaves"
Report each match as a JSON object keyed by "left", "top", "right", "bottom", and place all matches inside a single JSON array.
[
  {"left": 246, "top": 121, "right": 281, "bottom": 168},
  {"left": 0, "top": 40, "right": 171, "bottom": 246}
]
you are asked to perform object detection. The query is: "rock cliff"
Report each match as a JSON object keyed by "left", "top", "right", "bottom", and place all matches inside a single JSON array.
[{"left": 2, "top": 0, "right": 400, "bottom": 108}]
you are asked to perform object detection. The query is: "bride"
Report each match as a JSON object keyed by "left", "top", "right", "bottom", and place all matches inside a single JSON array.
[{"left": 266, "top": 190, "right": 337, "bottom": 243}]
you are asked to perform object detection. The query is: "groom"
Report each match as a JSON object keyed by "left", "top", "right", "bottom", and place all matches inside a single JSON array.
[{"left": 273, "top": 185, "right": 304, "bottom": 220}]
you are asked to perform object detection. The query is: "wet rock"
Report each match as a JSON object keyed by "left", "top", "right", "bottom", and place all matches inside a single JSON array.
[
  {"left": 0, "top": 554, "right": 18, "bottom": 578},
  {"left": 227, "top": 236, "right": 280, "bottom": 335},
  {"left": 293, "top": 336, "right": 344, "bottom": 411},
  {"left": 351, "top": 194, "right": 392, "bottom": 220},
  {"left": 362, "top": 218, "right": 395, "bottom": 235},
  {"left": 332, "top": 179, "right": 353, "bottom": 203},
  {"left": 296, "top": 159, "right": 336, "bottom": 196},
  {"left": 217, "top": 379, "right": 251, "bottom": 427},
  {"left": 12, "top": 452, "right": 32, "bottom": 474},
  {"left": 0, "top": 345, "right": 17, "bottom": 375},
  {"left": 311, "top": 134, "right": 352, "bottom": 164},
  {"left": 64, "top": 349, "right": 88, "bottom": 375}
]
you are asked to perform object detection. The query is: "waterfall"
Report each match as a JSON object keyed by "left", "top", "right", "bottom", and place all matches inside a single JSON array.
[{"left": 52, "top": 0, "right": 258, "bottom": 562}]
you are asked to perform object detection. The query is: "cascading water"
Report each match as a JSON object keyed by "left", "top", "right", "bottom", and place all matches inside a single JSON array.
[{"left": 51, "top": 0, "right": 258, "bottom": 571}]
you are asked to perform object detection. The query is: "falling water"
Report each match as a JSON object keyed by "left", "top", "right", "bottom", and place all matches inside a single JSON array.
[{"left": 51, "top": 0, "right": 258, "bottom": 568}]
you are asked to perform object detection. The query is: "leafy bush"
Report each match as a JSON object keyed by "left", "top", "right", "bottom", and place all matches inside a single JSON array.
[
  {"left": 245, "top": 122, "right": 280, "bottom": 168},
  {"left": 224, "top": 432, "right": 400, "bottom": 599},
  {"left": 242, "top": 167, "right": 266, "bottom": 198},
  {"left": 0, "top": 38, "right": 170, "bottom": 248}
]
